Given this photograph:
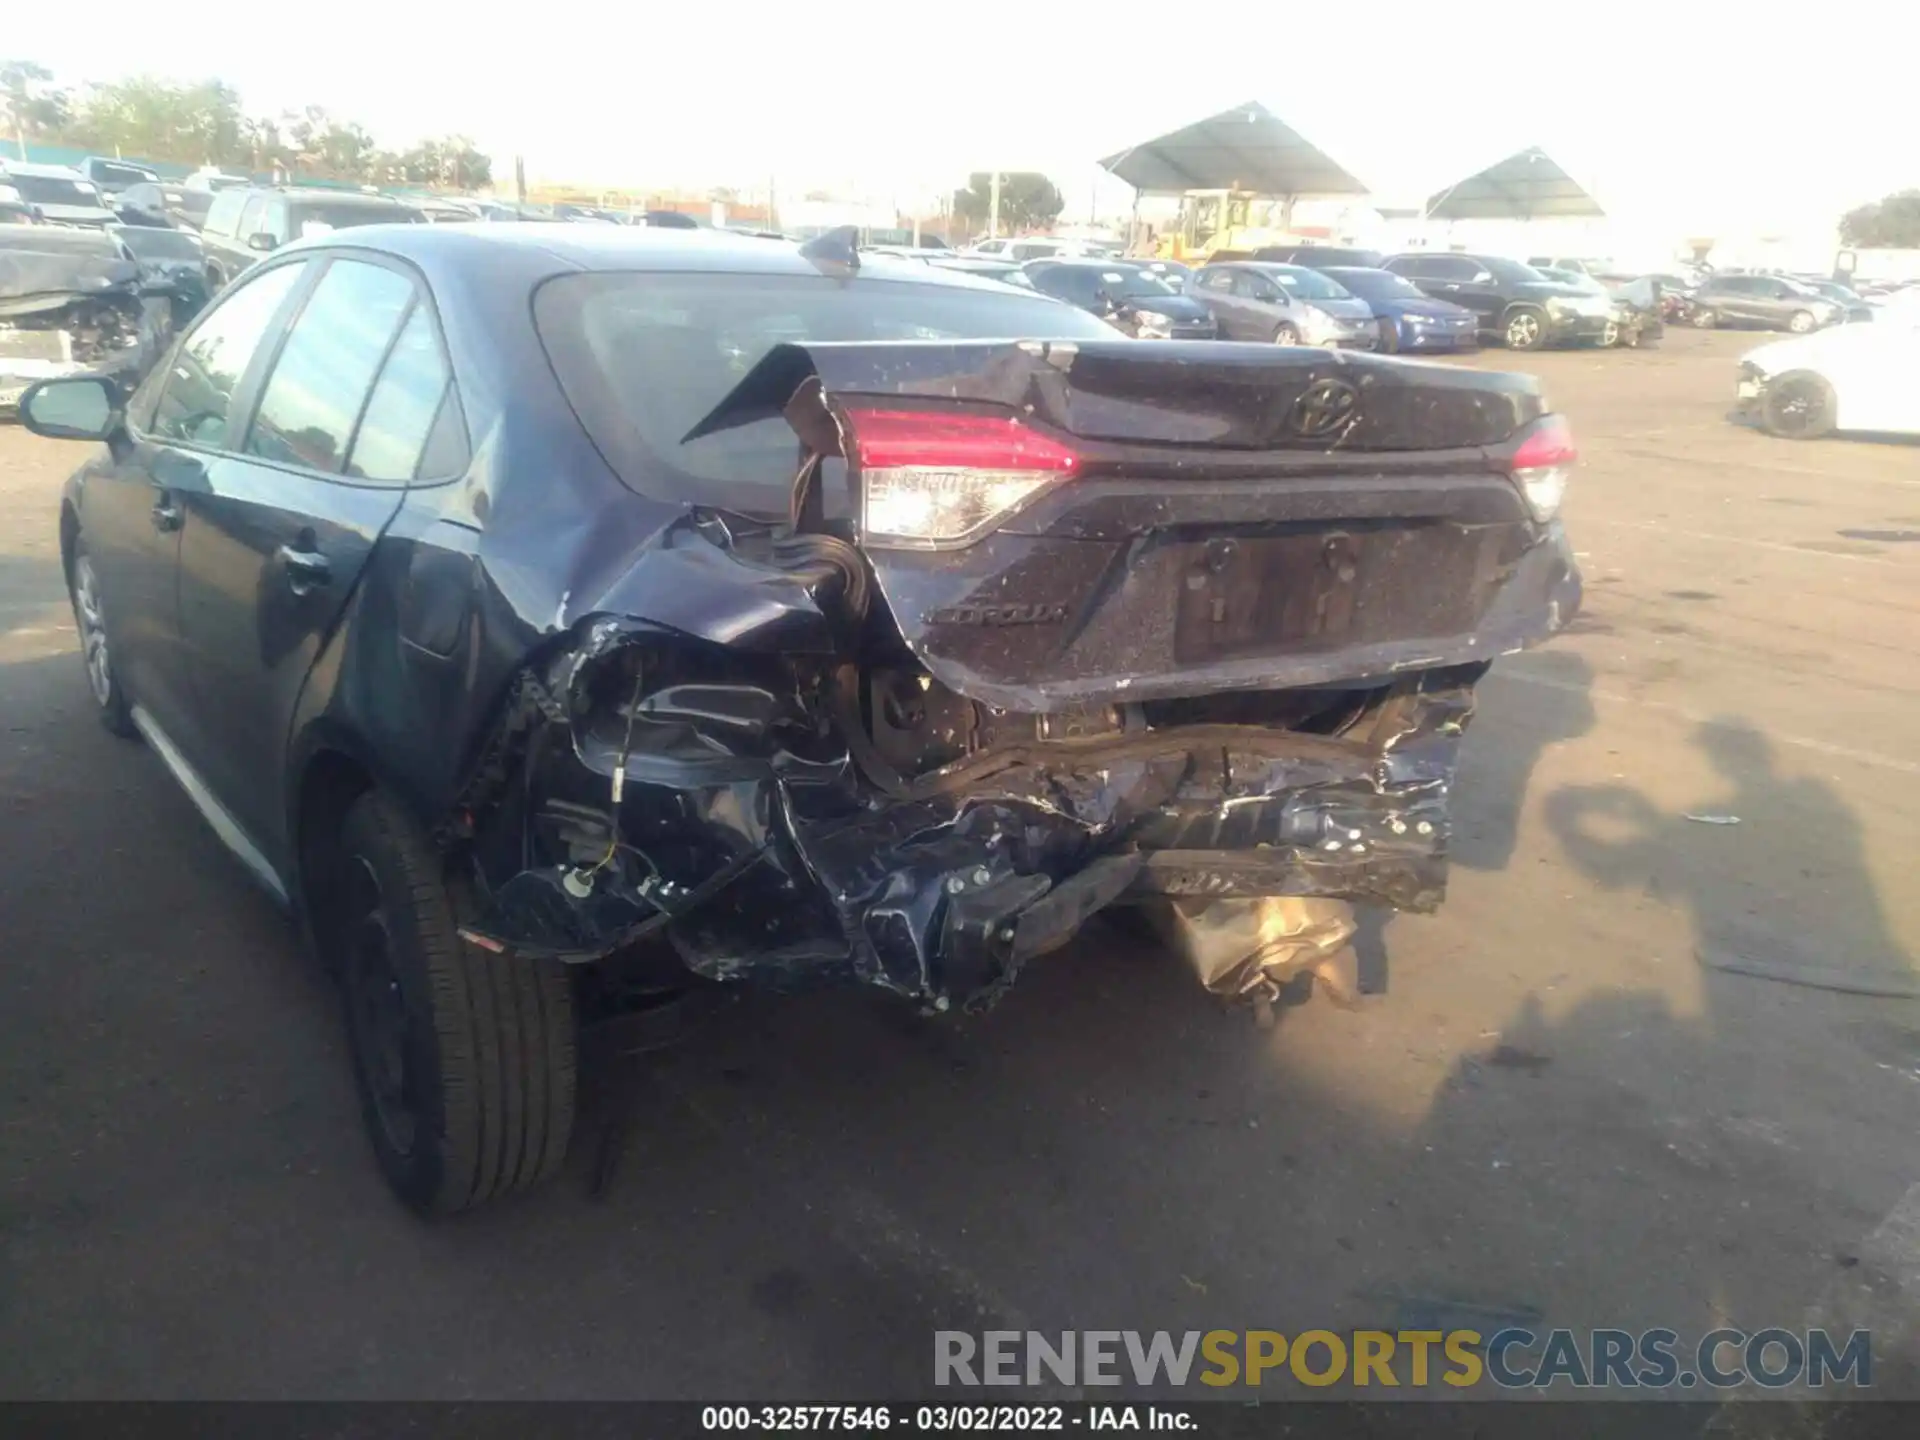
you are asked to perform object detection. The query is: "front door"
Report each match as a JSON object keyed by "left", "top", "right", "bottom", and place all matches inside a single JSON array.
[
  {"left": 174, "top": 254, "right": 430, "bottom": 861},
  {"left": 90, "top": 260, "right": 313, "bottom": 753}
]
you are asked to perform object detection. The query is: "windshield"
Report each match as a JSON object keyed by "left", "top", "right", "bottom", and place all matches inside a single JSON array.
[
  {"left": 116, "top": 227, "right": 203, "bottom": 261},
  {"left": 535, "top": 270, "right": 1116, "bottom": 515},
  {"left": 93, "top": 162, "right": 156, "bottom": 187},
  {"left": 9, "top": 175, "right": 103, "bottom": 207},
  {"left": 1264, "top": 267, "right": 1351, "bottom": 301},
  {"left": 1105, "top": 269, "right": 1177, "bottom": 298},
  {"left": 1484, "top": 257, "right": 1550, "bottom": 284},
  {"left": 293, "top": 202, "right": 417, "bottom": 233},
  {"left": 1323, "top": 268, "right": 1424, "bottom": 300}
]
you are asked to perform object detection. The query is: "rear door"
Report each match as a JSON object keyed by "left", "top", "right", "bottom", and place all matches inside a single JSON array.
[
  {"left": 1189, "top": 267, "right": 1241, "bottom": 335},
  {"left": 173, "top": 253, "right": 430, "bottom": 856}
]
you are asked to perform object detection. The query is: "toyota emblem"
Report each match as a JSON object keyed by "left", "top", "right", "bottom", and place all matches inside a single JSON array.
[{"left": 1286, "top": 377, "right": 1362, "bottom": 439}]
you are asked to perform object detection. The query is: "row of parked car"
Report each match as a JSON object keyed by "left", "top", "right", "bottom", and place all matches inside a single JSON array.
[{"left": 930, "top": 245, "right": 1658, "bottom": 353}]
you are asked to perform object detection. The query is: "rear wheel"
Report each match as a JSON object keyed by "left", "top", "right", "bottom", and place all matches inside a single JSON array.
[
  {"left": 67, "top": 543, "right": 136, "bottom": 738},
  {"left": 1600, "top": 320, "right": 1620, "bottom": 347},
  {"left": 1759, "top": 370, "right": 1836, "bottom": 440},
  {"left": 335, "top": 789, "right": 577, "bottom": 1214},
  {"left": 1503, "top": 306, "right": 1547, "bottom": 350},
  {"left": 1272, "top": 322, "right": 1300, "bottom": 345},
  {"left": 1787, "top": 309, "right": 1817, "bottom": 334},
  {"left": 1690, "top": 306, "right": 1718, "bottom": 328}
]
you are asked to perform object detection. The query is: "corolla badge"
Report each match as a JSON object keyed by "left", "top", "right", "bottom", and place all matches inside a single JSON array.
[{"left": 1286, "top": 377, "right": 1362, "bottom": 439}]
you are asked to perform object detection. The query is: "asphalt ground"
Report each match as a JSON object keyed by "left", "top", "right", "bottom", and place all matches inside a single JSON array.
[{"left": 2, "top": 327, "right": 1917, "bottom": 1406}]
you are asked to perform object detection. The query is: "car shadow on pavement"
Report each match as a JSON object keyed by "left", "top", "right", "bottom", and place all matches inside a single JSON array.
[{"left": 1353, "top": 649, "right": 1600, "bottom": 993}]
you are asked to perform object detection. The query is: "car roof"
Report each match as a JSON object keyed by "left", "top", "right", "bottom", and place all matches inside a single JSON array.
[
  {"left": 274, "top": 188, "right": 416, "bottom": 207},
  {"left": 284, "top": 223, "right": 1043, "bottom": 293},
  {"left": 0, "top": 161, "right": 88, "bottom": 178}
]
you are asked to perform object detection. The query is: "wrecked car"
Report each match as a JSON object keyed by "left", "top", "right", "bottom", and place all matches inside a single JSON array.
[
  {"left": 21, "top": 224, "right": 1580, "bottom": 1213},
  {"left": 1, "top": 224, "right": 185, "bottom": 415}
]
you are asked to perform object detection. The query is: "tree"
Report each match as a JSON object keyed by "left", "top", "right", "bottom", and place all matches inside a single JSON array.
[
  {"left": 1839, "top": 190, "right": 1920, "bottom": 249},
  {"left": 2, "top": 59, "right": 73, "bottom": 147},
  {"left": 949, "top": 172, "right": 1065, "bottom": 233},
  {"left": 67, "top": 75, "right": 247, "bottom": 165},
  {"left": 278, "top": 106, "right": 379, "bottom": 179}
]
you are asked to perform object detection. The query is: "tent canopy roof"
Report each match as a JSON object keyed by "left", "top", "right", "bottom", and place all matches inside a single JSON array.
[
  {"left": 1100, "top": 102, "right": 1368, "bottom": 198},
  {"left": 1423, "top": 147, "right": 1604, "bottom": 220}
]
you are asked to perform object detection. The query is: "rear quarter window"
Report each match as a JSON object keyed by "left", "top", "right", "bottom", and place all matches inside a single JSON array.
[{"left": 533, "top": 269, "right": 1114, "bottom": 518}]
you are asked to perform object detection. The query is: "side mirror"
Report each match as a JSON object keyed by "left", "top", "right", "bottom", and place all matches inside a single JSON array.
[
  {"left": 18, "top": 376, "right": 120, "bottom": 441},
  {"left": 247, "top": 232, "right": 277, "bottom": 252}
]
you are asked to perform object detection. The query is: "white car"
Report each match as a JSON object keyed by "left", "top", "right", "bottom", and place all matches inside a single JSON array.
[
  {"left": 965, "top": 236, "right": 1102, "bottom": 263},
  {"left": 1737, "top": 300, "right": 1920, "bottom": 438}
]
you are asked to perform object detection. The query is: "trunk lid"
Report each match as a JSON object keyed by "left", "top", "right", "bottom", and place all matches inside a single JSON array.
[{"left": 695, "top": 339, "right": 1578, "bottom": 710}]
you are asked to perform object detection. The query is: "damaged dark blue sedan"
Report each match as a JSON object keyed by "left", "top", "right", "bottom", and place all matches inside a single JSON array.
[{"left": 21, "top": 224, "right": 1581, "bottom": 1213}]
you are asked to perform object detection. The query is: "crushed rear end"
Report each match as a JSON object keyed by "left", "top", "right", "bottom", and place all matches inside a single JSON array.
[
  {"left": 459, "top": 340, "right": 1580, "bottom": 1008},
  {"left": 0, "top": 243, "right": 176, "bottom": 414}
]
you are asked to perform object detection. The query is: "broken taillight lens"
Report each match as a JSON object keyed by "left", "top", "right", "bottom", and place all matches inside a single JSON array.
[
  {"left": 842, "top": 407, "right": 1082, "bottom": 549},
  {"left": 1509, "top": 414, "right": 1576, "bottom": 523}
]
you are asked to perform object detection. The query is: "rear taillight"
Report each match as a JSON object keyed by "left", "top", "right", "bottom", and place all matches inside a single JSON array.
[
  {"left": 1509, "top": 414, "right": 1576, "bottom": 523},
  {"left": 842, "top": 407, "right": 1081, "bottom": 549}
]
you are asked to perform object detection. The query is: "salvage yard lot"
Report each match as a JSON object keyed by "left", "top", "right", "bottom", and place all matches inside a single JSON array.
[{"left": 2, "top": 328, "right": 1917, "bottom": 1400}]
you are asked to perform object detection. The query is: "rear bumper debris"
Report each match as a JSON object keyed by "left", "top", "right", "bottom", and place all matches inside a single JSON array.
[{"left": 452, "top": 618, "right": 1485, "bottom": 1010}]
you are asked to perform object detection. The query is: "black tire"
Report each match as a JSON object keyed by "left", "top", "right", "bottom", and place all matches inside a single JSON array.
[
  {"left": 1273, "top": 322, "right": 1300, "bottom": 345},
  {"left": 67, "top": 540, "right": 137, "bottom": 738},
  {"left": 1787, "top": 309, "right": 1817, "bottom": 334},
  {"left": 1759, "top": 370, "right": 1837, "bottom": 440},
  {"left": 1503, "top": 306, "right": 1548, "bottom": 351},
  {"left": 335, "top": 789, "right": 576, "bottom": 1214},
  {"left": 1690, "top": 306, "right": 1718, "bottom": 329}
]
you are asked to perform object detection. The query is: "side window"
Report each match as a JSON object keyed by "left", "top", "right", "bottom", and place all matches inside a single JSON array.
[
  {"left": 204, "top": 191, "right": 244, "bottom": 237},
  {"left": 1432, "top": 256, "right": 1480, "bottom": 282},
  {"left": 245, "top": 258, "right": 416, "bottom": 474},
  {"left": 1385, "top": 256, "right": 1427, "bottom": 278},
  {"left": 346, "top": 304, "right": 462, "bottom": 483},
  {"left": 237, "top": 195, "right": 268, "bottom": 243},
  {"left": 1196, "top": 269, "right": 1233, "bottom": 292},
  {"left": 148, "top": 262, "right": 308, "bottom": 448}
]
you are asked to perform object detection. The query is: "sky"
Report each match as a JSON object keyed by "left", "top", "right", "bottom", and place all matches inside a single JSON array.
[{"left": 10, "top": 1, "right": 1915, "bottom": 243}]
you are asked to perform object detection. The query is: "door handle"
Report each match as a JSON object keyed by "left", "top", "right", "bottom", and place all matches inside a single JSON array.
[
  {"left": 151, "top": 492, "right": 183, "bottom": 532},
  {"left": 277, "top": 544, "right": 332, "bottom": 595}
]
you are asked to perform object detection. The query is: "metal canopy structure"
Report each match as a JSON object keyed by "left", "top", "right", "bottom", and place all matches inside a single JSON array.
[
  {"left": 1423, "top": 147, "right": 1604, "bottom": 221},
  {"left": 1100, "top": 102, "right": 1369, "bottom": 198}
]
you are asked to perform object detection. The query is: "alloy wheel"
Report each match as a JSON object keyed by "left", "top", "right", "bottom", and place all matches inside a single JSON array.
[
  {"left": 1506, "top": 313, "right": 1541, "bottom": 348},
  {"left": 72, "top": 557, "right": 112, "bottom": 707},
  {"left": 1768, "top": 377, "right": 1831, "bottom": 438}
]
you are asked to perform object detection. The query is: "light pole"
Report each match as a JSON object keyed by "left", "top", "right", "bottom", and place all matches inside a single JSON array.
[{"left": 989, "top": 171, "right": 1001, "bottom": 239}]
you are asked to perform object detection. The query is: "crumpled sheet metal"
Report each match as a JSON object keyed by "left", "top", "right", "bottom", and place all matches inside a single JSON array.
[
  {"left": 1144, "top": 896, "right": 1358, "bottom": 1001},
  {"left": 468, "top": 620, "right": 1481, "bottom": 1008}
]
